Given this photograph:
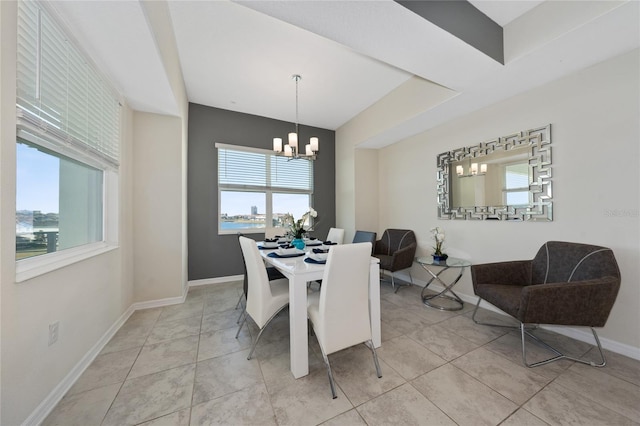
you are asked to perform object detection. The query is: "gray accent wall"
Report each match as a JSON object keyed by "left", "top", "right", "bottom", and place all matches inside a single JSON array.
[{"left": 187, "top": 103, "right": 336, "bottom": 281}]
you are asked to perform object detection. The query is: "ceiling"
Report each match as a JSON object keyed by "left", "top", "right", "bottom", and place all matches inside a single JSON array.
[{"left": 50, "top": 0, "right": 639, "bottom": 148}]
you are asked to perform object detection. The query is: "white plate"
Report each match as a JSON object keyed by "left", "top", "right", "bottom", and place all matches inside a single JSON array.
[
  {"left": 277, "top": 248, "right": 304, "bottom": 256},
  {"left": 308, "top": 252, "right": 328, "bottom": 262}
]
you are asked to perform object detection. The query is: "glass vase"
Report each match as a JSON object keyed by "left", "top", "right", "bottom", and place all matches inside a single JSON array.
[{"left": 292, "top": 238, "right": 306, "bottom": 250}]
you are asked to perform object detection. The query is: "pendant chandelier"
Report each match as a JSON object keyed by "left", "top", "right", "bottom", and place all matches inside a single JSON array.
[{"left": 273, "top": 74, "right": 318, "bottom": 160}]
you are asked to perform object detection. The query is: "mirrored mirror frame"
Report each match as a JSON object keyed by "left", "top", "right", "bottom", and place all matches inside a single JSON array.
[{"left": 437, "top": 124, "right": 552, "bottom": 221}]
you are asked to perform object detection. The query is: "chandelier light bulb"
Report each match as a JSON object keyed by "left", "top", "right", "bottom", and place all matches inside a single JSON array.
[
  {"left": 273, "top": 138, "right": 282, "bottom": 153},
  {"left": 288, "top": 132, "right": 298, "bottom": 150}
]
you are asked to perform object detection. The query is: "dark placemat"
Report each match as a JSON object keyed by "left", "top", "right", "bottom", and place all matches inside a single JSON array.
[{"left": 268, "top": 251, "right": 305, "bottom": 258}]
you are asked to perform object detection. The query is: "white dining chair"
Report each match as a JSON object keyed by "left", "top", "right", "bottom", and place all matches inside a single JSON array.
[
  {"left": 236, "top": 236, "right": 290, "bottom": 360},
  {"left": 235, "top": 233, "right": 285, "bottom": 323},
  {"left": 325, "top": 227, "right": 345, "bottom": 244},
  {"left": 307, "top": 242, "right": 382, "bottom": 398}
]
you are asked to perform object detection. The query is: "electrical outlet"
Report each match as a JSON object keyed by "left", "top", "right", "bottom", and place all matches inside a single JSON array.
[{"left": 48, "top": 321, "right": 59, "bottom": 346}]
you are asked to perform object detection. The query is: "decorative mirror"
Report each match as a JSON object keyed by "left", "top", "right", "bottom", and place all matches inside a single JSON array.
[{"left": 437, "top": 125, "right": 552, "bottom": 221}]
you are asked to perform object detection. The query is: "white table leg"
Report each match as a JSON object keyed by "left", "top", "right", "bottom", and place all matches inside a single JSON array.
[
  {"left": 369, "top": 261, "right": 381, "bottom": 348},
  {"left": 289, "top": 275, "right": 309, "bottom": 378}
]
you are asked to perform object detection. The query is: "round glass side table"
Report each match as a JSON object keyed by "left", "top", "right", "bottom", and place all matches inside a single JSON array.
[{"left": 415, "top": 256, "right": 472, "bottom": 311}]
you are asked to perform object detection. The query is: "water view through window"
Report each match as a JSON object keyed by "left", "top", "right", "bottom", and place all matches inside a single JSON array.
[
  {"left": 16, "top": 141, "right": 103, "bottom": 260},
  {"left": 220, "top": 191, "right": 310, "bottom": 232}
]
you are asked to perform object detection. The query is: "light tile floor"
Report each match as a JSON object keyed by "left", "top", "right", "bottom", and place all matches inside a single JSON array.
[{"left": 44, "top": 280, "right": 640, "bottom": 426}]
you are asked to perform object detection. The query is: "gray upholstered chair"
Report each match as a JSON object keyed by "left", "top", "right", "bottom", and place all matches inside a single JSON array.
[
  {"left": 471, "top": 241, "right": 621, "bottom": 368},
  {"left": 373, "top": 229, "right": 417, "bottom": 292},
  {"left": 352, "top": 230, "right": 377, "bottom": 254}
]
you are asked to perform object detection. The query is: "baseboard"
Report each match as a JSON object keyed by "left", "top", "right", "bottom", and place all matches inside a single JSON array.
[
  {"left": 131, "top": 293, "right": 186, "bottom": 311},
  {"left": 392, "top": 271, "right": 640, "bottom": 361},
  {"left": 188, "top": 275, "right": 243, "bottom": 287},
  {"left": 543, "top": 325, "right": 640, "bottom": 361},
  {"left": 22, "top": 305, "right": 135, "bottom": 426},
  {"left": 24, "top": 289, "right": 189, "bottom": 426}
]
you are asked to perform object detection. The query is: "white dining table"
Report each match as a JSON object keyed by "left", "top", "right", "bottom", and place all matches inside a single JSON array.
[{"left": 259, "top": 244, "right": 381, "bottom": 378}]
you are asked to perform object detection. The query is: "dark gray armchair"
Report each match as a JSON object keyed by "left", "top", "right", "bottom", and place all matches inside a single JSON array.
[
  {"left": 471, "top": 241, "right": 621, "bottom": 368},
  {"left": 373, "top": 229, "right": 417, "bottom": 292}
]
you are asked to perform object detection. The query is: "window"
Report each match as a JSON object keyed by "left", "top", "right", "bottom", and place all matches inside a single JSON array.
[
  {"left": 16, "top": 141, "right": 104, "bottom": 260},
  {"left": 503, "top": 162, "right": 531, "bottom": 206},
  {"left": 217, "top": 144, "right": 313, "bottom": 234},
  {"left": 15, "top": 0, "right": 120, "bottom": 274}
]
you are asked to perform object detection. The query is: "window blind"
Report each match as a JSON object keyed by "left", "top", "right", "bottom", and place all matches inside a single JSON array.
[
  {"left": 217, "top": 144, "right": 313, "bottom": 193},
  {"left": 16, "top": 0, "right": 120, "bottom": 167}
]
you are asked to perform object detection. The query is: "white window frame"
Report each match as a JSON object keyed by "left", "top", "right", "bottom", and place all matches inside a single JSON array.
[
  {"left": 15, "top": 0, "right": 121, "bottom": 282},
  {"left": 216, "top": 143, "right": 313, "bottom": 235}
]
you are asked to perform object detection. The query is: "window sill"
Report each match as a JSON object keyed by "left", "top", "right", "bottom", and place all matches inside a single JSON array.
[
  {"left": 218, "top": 228, "right": 265, "bottom": 236},
  {"left": 16, "top": 242, "right": 118, "bottom": 283}
]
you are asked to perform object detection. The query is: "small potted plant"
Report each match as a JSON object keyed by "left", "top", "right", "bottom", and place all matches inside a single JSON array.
[{"left": 430, "top": 227, "right": 448, "bottom": 262}]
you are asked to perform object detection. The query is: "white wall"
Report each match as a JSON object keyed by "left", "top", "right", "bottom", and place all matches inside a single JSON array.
[
  {"left": 337, "top": 49, "right": 640, "bottom": 355},
  {"left": 337, "top": 77, "right": 456, "bottom": 242},
  {"left": 0, "top": 2, "right": 186, "bottom": 423},
  {"left": 140, "top": 0, "right": 189, "bottom": 297},
  {"left": 1, "top": 3, "right": 136, "bottom": 424},
  {"left": 354, "top": 149, "right": 380, "bottom": 237},
  {"left": 132, "top": 112, "right": 185, "bottom": 302},
  {"left": 373, "top": 50, "right": 640, "bottom": 353}
]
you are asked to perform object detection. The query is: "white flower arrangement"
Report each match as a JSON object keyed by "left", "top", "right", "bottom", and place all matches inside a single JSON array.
[
  {"left": 285, "top": 207, "right": 318, "bottom": 239},
  {"left": 430, "top": 227, "right": 446, "bottom": 256}
]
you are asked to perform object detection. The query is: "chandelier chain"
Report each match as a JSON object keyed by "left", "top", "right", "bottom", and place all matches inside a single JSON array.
[{"left": 294, "top": 74, "right": 300, "bottom": 135}]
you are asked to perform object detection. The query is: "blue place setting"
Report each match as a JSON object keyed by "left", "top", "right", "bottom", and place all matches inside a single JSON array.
[
  {"left": 258, "top": 239, "right": 279, "bottom": 249},
  {"left": 304, "top": 257, "right": 326, "bottom": 264}
]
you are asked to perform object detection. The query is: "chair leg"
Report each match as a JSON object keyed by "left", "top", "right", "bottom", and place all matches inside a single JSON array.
[
  {"left": 471, "top": 297, "right": 605, "bottom": 368},
  {"left": 320, "top": 350, "right": 338, "bottom": 399},
  {"left": 235, "top": 314, "right": 247, "bottom": 338},
  {"left": 392, "top": 271, "right": 414, "bottom": 293},
  {"left": 520, "top": 323, "right": 607, "bottom": 368},
  {"left": 236, "top": 306, "right": 246, "bottom": 324},
  {"left": 471, "top": 297, "right": 520, "bottom": 329},
  {"left": 365, "top": 340, "right": 383, "bottom": 378},
  {"left": 235, "top": 292, "right": 244, "bottom": 310},
  {"left": 310, "top": 323, "right": 338, "bottom": 399},
  {"left": 246, "top": 304, "right": 289, "bottom": 360}
]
